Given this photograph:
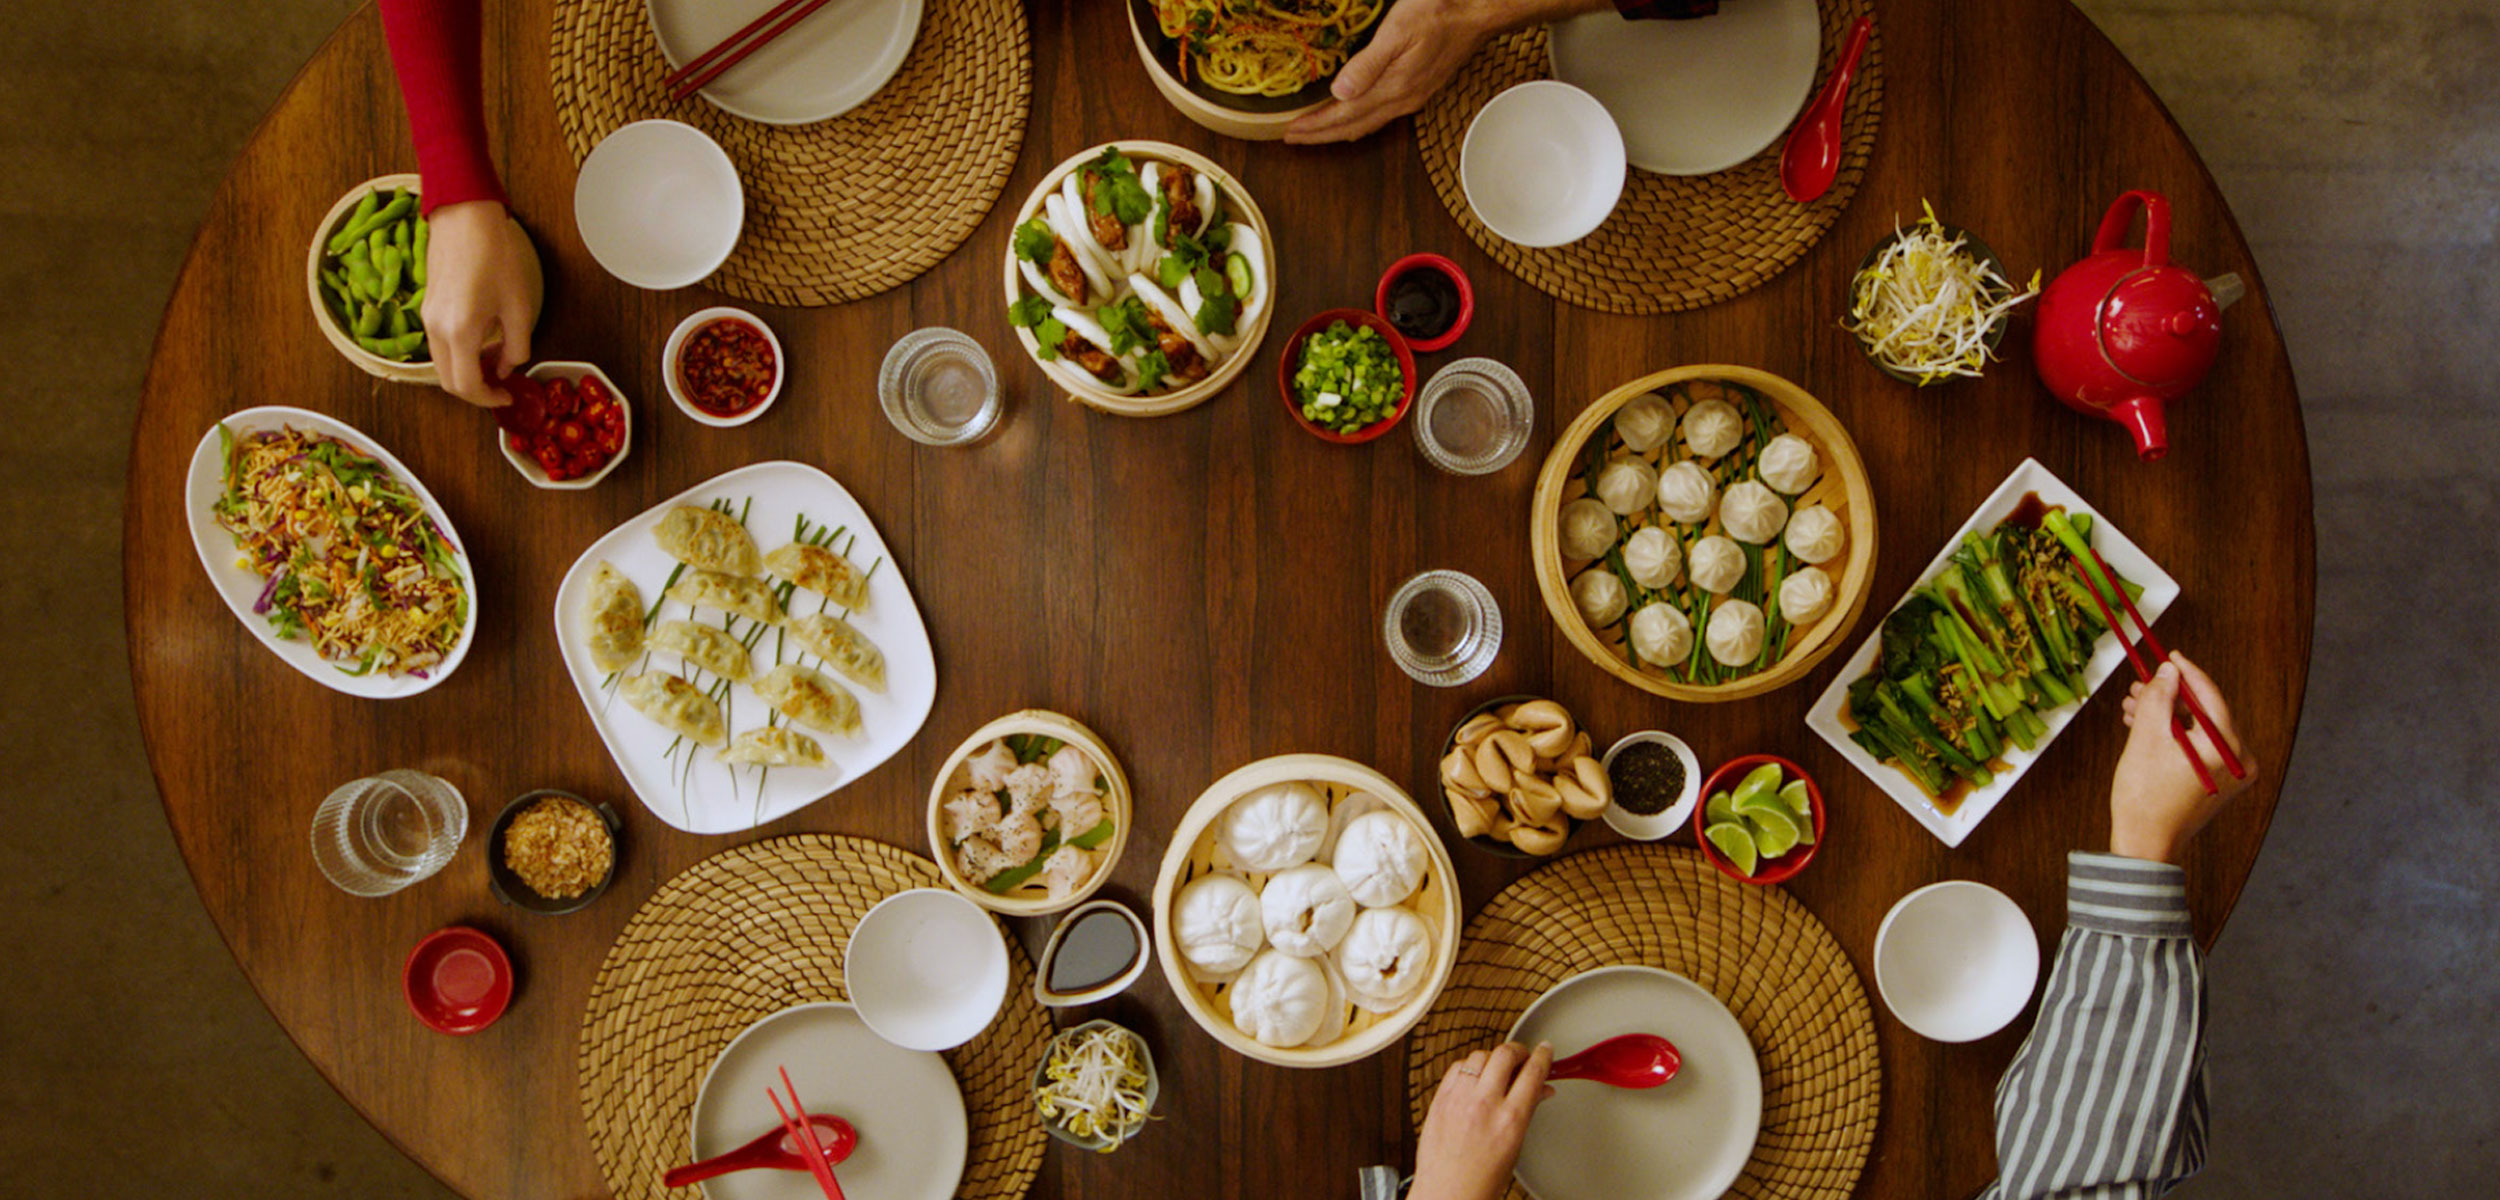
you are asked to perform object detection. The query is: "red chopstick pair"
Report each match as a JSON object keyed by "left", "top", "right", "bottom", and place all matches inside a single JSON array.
[
  {"left": 2068, "top": 545, "right": 2248, "bottom": 795},
  {"left": 766, "top": 1067, "right": 847, "bottom": 1200},
  {"left": 665, "top": 0, "right": 831, "bottom": 102}
]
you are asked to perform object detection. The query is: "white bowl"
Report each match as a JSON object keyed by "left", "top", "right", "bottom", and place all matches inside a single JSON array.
[
  {"left": 1032, "top": 900, "right": 1152, "bottom": 1008},
  {"left": 1598, "top": 731, "right": 1701, "bottom": 840},
  {"left": 1875, "top": 881, "right": 2042, "bottom": 1042},
  {"left": 1460, "top": 81, "right": 1626, "bottom": 248},
  {"left": 843, "top": 888, "right": 1009, "bottom": 1051},
  {"left": 574, "top": 119, "right": 743, "bottom": 290},
  {"left": 662, "top": 307, "right": 784, "bottom": 427},
  {"left": 497, "top": 362, "right": 633, "bottom": 489}
]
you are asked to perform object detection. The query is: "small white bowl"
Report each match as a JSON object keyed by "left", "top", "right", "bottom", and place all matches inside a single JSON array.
[
  {"left": 1875, "top": 881, "right": 2043, "bottom": 1042},
  {"left": 844, "top": 888, "right": 1009, "bottom": 1051},
  {"left": 496, "top": 362, "right": 633, "bottom": 489},
  {"left": 1032, "top": 899, "right": 1151, "bottom": 1008},
  {"left": 1599, "top": 731, "right": 1702, "bottom": 840},
  {"left": 574, "top": 119, "right": 743, "bottom": 290},
  {"left": 662, "top": 307, "right": 784, "bottom": 427},
  {"left": 1460, "top": 81, "right": 1627, "bottom": 248}
]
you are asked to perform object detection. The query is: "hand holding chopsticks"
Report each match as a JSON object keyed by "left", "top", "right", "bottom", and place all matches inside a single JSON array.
[
  {"left": 2109, "top": 652, "right": 2255, "bottom": 865},
  {"left": 2067, "top": 542, "right": 2250, "bottom": 796}
]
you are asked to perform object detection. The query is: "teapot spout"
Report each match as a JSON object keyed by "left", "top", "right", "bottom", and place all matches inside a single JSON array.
[
  {"left": 2114, "top": 395, "right": 2170, "bottom": 461},
  {"left": 2204, "top": 272, "right": 2245, "bottom": 311}
]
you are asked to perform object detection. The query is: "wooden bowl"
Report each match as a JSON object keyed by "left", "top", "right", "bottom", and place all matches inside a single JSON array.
[
  {"left": 1151, "top": 753, "right": 1461, "bottom": 1068},
  {"left": 1125, "top": 1, "right": 1321, "bottom": 141},
  {"left": 305, "top": 174, "right": 541, "bottom": 385},
  {"left": 1529, "top": 365, "right": 1879, "bottom": 701},
  {"left": 925, "top": 709, "right": 1132, "bottom": 917},
  {"left": 998, "top": 141, "right": 1277, "bottom": 418}
]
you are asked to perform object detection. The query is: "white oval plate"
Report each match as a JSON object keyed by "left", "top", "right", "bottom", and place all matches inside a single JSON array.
[
  {"left": 1507, "top": 965, "right": 1761, "bottom": 1200},
  {"left": 1547, "top": 0, "right": 1820, "bottom": 176},
  {"left": 648, "top": 0, "right": 925, "bottom": 126},
  {"left": 550, "top": 460, "right": 936, "bottom": 834},
  {"left": 692, "top": 1002, "right": 966, "bottom": 1200},
  {"left": 184, "top": 406, "right": 479, "bottom": 699}
]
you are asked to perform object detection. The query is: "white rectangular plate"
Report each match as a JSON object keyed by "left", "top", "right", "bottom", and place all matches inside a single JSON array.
[
  {"left": 552, "top": 461, "right": 935, "bottom": 834},
  {"left": 1803, "top": 458, "right": 2180, "bottom": 847}
]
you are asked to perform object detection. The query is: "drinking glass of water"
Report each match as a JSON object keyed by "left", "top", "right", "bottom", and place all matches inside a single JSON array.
[
  {"left": 879, "top": 328, "right": 1001, "bottom": 446},
  {"left": 1383, "top": 570, "right": 1503, "bottom": 686},
  {"left": 310, "top": 769, "right": 467, "bottom": 897},
  {"left": 1412, "top": 358, "right": 1533, "bottom": 476}
]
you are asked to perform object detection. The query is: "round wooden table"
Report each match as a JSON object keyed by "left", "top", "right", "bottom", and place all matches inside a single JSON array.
[{"left": 125, "top": 2, "right": 2311, "bottom": 1198}]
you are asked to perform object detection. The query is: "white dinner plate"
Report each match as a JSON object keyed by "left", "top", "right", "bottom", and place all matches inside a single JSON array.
[
  {"left": 551, "top": 461, "right": 935, "bottom": 834},
  {"left": 691, "top": 1002, "right": 967, "bottom": 1200},
  {"left": 1547, "top": 0, "right": 1820, "bottom": 176},
  {"left": 1507, "top": 966, "right": 1761, "bottom": 1200},
  {"left": 184, "top": 406, "right": 479, "bottom": 699},
  {"left": 1803, "top": 458, "right": 2181, "bottom": 847},
  {"left": 648, "top": 0, "right": 925, "bottom": 126}
]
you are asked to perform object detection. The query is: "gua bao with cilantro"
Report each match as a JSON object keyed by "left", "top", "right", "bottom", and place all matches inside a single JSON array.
[{"left": 1005, "top": 145, "right": 1271, "bottom": 397}]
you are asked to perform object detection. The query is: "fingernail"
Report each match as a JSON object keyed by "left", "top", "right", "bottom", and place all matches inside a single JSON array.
[{"left": 1537, "top": 1040, "right": 1553, "bottom": 1053}]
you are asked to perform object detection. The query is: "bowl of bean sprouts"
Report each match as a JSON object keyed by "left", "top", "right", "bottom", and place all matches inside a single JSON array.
[{"left": 1843, "top": 205, "right": 2041, "bottom": 387}]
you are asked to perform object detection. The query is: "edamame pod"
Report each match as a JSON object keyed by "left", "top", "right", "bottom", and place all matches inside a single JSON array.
[
  {"left": 353, "top": 301, "right": 383, "bottom": 337},
  {"left": 376, "top": 245, "right": 403, "bottom": 298},
  {"left": 403, "top": 286, "right": 425, "bottom": 311},
  {"left": 326, "top": 190, "right": 412, "bottom": 255},
  {"left": 384, "top": 299, "right": 409, "bottom": 338},
  {"left": 410, "top": 217, "right": 428, "bottom": 286},
  {"left": 392, "top": 219, "right": 410, "bottom": 251},
  {"left": 357, "top": 330, "right": 426, "bottom": 360}
]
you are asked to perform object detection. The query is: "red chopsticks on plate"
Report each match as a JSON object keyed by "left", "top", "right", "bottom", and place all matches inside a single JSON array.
[
  {"left": 665, "top": 0, "right": 832, "bottom": 102},
  {"left": 2067, "top": 543, "right": 2248, "bottom": 795},
  {"left": 767, "top": 1067, "right": 848, "bottom": 1200}
]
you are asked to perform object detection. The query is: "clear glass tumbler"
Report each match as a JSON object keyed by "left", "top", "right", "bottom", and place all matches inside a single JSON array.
[
  {"left": 1412, "top": 358, "right": 1534, "bottom": 475},
  {"left": 879, "top": 328, "right": 1002, "bottom": 446},
  {"left": 309, "top": 769, "right": 468, "bottom": 897},
  {"left": 1383, "top": 570, "right": 1503, "bottom": 687}
]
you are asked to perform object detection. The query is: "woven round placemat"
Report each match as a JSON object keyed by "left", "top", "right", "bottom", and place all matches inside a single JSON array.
[
  {"left": 579, "top": 835, "right": 1048, "bottom": 1200},
  {"left": 549, "top": 0, "right": 1031, "bottom": 307},
  {"left": 1406, "top": 845, "right": 1880, "bottom": 1200},
  {"left": 1415, "top": 3, "right": 1882, "bottom": 314}
]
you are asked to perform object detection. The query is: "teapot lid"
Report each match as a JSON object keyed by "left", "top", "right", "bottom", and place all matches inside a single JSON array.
[{"left": 2097, "top": 265, "right": 2221, "bottom": 388}]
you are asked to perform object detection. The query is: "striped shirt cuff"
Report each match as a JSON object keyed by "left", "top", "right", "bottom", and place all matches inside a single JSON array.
[{"left": 2067, "top": 852, "right": 2190, "bottom": 939}]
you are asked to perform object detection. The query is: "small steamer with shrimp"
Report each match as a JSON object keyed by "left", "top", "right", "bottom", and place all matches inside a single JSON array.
[{"left": 928, "top": 710, "right": 1133, "bottom": 916}]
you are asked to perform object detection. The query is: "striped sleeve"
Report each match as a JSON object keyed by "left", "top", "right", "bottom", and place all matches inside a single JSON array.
[{"left": 1977, "top": 853, "right": 2209, "bottom": 1200}]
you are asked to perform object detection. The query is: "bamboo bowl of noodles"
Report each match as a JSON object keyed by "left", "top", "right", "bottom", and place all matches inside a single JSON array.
[
  {"left": 1126, "top": 0, "right": 1386, "bottom": 140},
  {"left": 1530, "top": 365, "right": 1879, "bottom": 701}
]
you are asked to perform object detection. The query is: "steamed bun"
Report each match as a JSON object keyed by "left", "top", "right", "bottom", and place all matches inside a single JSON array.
[
  {"left": 1623, "top": 526, "right": 1681, "bottom": 590},
  {"left": 1615, "top": 393, "right": 1674, "bottom": 453},
  {"left": 1683, "top": 398, "right": 1744, "bottom": 458},
  {"left": 1260, "top": 864, "right": 1356, "bottom": 957},
  {"left": 1559, "top": 497, "right": 1618, "bottom": 562},
  {"left": 1707, "top": 599, "right": 1767, "bottom": 667},
  {"left": 1629, "top": 602, "right": 1694, "bottom": 666},
  {"left": 1594, "top": 459, "right": 1659, "bottom": 516},
  {"left": 1217, "top": 781, "right": 1327, "bottom": 871},
  {"left": 1571, "top": 567, "right": 1629, "bottom": 627},
  {"left": 1784, "top": 503, "right": 1845, "bottom": 564},
  {"left": 1719, "top": 480, "right": 1790, "bottom": 545},
  {"left": 1688, "top": 535, "right": 1746, "bottom": 595},
  {"left": 1229, "top": 950, "right": 1329, "bottom": 1048},
  {"left": 1330, "top": 811, "right": 1428, "bottom": 908},
  {"left": 1333, "top": 907, "right": 1434, "bottom": 1013},
  {"left": 1173, "top": 873, "right": 1263, "bottom": 978},
  {"left": 1757, "top": 433, "right": 1820, "bottom": 494},
  {"left": 1780, "top": 565, "right": 1836, "bottom": 624},
  {"left": 1655, "top": 461, "right": 1718, "bottom": 525}
]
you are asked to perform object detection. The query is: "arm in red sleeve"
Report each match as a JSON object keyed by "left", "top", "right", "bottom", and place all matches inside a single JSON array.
[{"left": 378, "top": 0, "right": 509, "bottom": 214}]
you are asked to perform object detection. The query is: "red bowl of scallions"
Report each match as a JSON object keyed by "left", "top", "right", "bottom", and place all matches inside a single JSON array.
[{"left": 1276, "top": 308, "right": 1417, "bottom": 444}]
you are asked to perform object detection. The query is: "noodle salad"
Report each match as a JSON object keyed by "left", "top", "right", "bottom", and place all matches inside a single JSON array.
[
  {"left": 213, "top": 425, "right": 469, "bottom": 677},
  {"left": 1152, "top": 0, "right": 1386, "bottom": 97}
]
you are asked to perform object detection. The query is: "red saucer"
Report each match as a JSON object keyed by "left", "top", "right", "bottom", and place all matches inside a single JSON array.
[{"left": 403, "top": 926, "right": 514, "bottom": 1035}]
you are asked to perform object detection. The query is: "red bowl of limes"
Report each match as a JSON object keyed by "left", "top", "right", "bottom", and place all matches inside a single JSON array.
[{"left": 1692, "top": 754, "right": 1824, "bottom": 886}]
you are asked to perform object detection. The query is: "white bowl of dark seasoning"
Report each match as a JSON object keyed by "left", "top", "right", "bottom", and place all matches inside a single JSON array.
[
  {"left": 1599, "top": 731, "right": 1701, "bottom": 840},
  {"left": 664, "top": 307, "right": 783, "bottom": 427},
  {"left": 1033, "top": 899, "right": 1151, "bottom": 1008},
  {"left": 499, "top": 362, "right": 633, "bottom": 490}
]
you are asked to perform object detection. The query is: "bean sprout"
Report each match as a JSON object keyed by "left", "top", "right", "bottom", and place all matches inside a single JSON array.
[{"left": 1844, "top": 203, "right": 2041, "bottom": 384}]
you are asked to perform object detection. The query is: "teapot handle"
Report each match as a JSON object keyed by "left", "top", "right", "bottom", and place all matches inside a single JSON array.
[{"left": 2092, "top": 190, "right": 2172, "bottom": 269}]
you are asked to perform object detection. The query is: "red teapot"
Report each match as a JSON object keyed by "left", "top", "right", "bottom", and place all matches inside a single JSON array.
[{"left": 2032, "top": 191, "right": 2243, "bottom": 460}]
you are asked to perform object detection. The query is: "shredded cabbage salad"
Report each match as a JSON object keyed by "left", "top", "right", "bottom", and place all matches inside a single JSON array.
[
  {"left": 1844, "top": 202, "right": 2042, "bottom": 384},
  {"left": 1033, "top": 1024, "right": 1154, "bottom": 1151}
]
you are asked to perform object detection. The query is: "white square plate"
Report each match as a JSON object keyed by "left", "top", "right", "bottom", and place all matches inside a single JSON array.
[
  {"left": 552, "top": 461, "right": 935, "bottom": 833},
  {"left": 1803, "top": 458, "right": 2179, "bottom": 847}
]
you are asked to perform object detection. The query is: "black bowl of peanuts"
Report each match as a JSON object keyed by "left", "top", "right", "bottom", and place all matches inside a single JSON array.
[{"left": 487, "top": 789, "right": 621, "bottom": 916}]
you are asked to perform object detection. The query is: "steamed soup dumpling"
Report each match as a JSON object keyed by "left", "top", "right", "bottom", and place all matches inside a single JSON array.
[
  {"left": 1559, "top": 497, "right": 1619, "bottom": 562},
  {"left": 1570, "top": 567, "right": 1628, "bottom": 627},
  {"left": 1629, "top": 602, "right": 1693, "bottom": 666},
  {"left": 1174, "top": 873, "right": 1264, "bottom": 977},
  {"left": 1260, "top": 864, "right": 1356, "bottom": 957},
  {"left": 1334, "top": 906, "right": 1434, "bottom": 1013},
  {"left": 1758, "top": 433, "right": 1820, "bottom": 495},
  {"left": 1707, "top": 599, "right": 1767, "bottom": 667},
  {"left": 1785, "top": 503, "right": 1846, "bottom": 565},
  {"left": 1720, "top": 480, "right": 1790, "bottom": 545},
  {"left": 1615, "top": 392, "right": 1674, "bottom": 453},
  {"left": 1655, "top": 461, "right": 1718, "bottom": 525},
  {"left": 1622, "top": 526, "right": 1681, "bottom": 589},
  {"left": 1683, "top": 398, "right": 1744, "bottom": 458},
  {"left": 1594, "top": 458, "right": 1659, "bottom": 516},
  {"left": 1330, "top": 811, "right": 1428, "bottom": 908},
  {"left": 1688, "top": 535, "right": 1746, "bottom": 595},
  {"left": 1228, "top": 949, "right": 1329, "bottom": 1048},
  {"left": 1217, "top": 781, "right": 1328, "bottom": 871},
  {"left": 1780, "top": 565, "right": 1836, "bottom": 624}
]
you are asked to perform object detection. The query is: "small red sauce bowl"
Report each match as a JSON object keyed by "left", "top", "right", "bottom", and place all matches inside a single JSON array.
[
  {"left": 1276, "top": 308, "right": 1419, "bottom": 445},
  {"left": 663, "top": 306, "right": 783, "bottom": 428},
  {"left": 1374, "top": 253, "right": 1475, "bottom": 353},
  {"left": 1692, "top": 754, "right": 1826, "bottom": 886},
  {"left": 403, "top": 926, "right": 514, "bottom": 1035}
]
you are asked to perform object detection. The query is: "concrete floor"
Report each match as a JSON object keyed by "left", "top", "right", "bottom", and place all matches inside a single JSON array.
[{"left": 2, "top": 1, "right": 2491, "bottom": 1196}]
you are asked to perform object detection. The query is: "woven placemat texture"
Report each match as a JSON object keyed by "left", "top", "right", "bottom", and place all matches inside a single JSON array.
[
  {"left": 1415, "top": 2, "right": 1882, "bottom": 314},
  {"left": 549, "top": 0, "right": 1031, "bottom": 307},
  {"left": 1406, "top": 845, "right": 1880, "bottom": 1200},
  {"left": 578, "top": 836, "right": 1048, "bottom": 1200}
]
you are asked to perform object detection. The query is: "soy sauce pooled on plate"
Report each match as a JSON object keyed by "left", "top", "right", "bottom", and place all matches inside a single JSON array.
[
  {"left": 1045, "top": 909, "right": 1141, "bottom": 994},
  {"left": 1384, "top": 269, "right": 1462, "bottom": 342}
]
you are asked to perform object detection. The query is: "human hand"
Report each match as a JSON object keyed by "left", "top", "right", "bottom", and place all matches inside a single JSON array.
[
  {"left": 2109, "top": 653, "right": 2255, "bottom": 864},
  {"left": 417, "top": 200, "right": 538, "bottom": 407},
  {"left": 1286, "top": 0, "right": 1595, "bottom": 144},
  {"left": 1410, "top": 1041, "right": 1555, "bottom": 1200}
]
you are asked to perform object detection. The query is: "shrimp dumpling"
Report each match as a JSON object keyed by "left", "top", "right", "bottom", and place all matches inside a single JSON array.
[
  {"left": 1559, "top": 498, "right": 1619, "bottom": 561},
  {"left": 1629, "top": 602, "right": 1694, "bottom": 666},
  {"left": 1720, "top": 480, "right": 1791, "bottom": 545},
  {"left": 1707, "top": 599, "right": 1767, "bottom": 667},
  {"left": 1758, "top": 433, "right": 1821, "bottom": 495},
  {"left": 1622, "top": 526, "right": 1682, "bottom": 589},
  {"left": 1570, "top": 567, "right": 1628, "bottom": 627},
  {"left": 654, "top": 505, "right": 762, "bottom": 576},
  {"left": 1614, "top": 392, "right": 1674, "bottom": 453},
  {"left": 1688, "top": 535, "right": 1747, "bottom": 595},
  {"left": 1682, "top": 398, "right": 1744, "bottom": 458},
  {"left": 1785, "top": 504, "right": 1846, "bottom": 565},
  {"left": 787, "top": 612, "right": 885, "bottom": 692},
  {"left": 1655, "top": 461, "right": 1718, "bottom": 525},
  {"left": 1594, "top": 458, "right": 1659, "bottom": 516},
  {"left": 753, "top": 665, "right": 860, "bottom": 737},
  {"left": 620, "top": 672, "right": 726, "bottom": 748},
  {"left": 1780, "top": 565, "right": 1837, "bottom": 624}
]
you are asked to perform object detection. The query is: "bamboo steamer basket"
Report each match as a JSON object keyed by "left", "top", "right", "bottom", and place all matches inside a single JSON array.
[
  {"left": 998, "top": 141, "right": 1276, "bottom": 417},
  {"left": 1530, "top": 365, "right": 1879, "bottom": 701},
  {"left": 1152, "top": 754, "right": 1460, "bottom": 1068},
  {"left": 304, "top": 173, "right": 541, "bottom": 385},
  {"left": 1125, "top": 2, "right": 1318, "bottom": 141},
  {"left": 926, "top": 709, "right": 1133, "bottom": 917}
]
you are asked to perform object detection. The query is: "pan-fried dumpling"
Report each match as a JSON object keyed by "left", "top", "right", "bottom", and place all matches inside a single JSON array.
[
  {"left": 654, "top": 505, "right": 761, "bottom": 576},
  {"left": 1622, "top": 526, "right": 1681, "bottom": 589},
  {"left": 1689, "top": 535, "right": 1746, "bottom": 595},
  {"left": 1629, "top": 602, "right": 1693, "bottom": 666},
  {"left": 1333, "top": 906, "right": 1433, "bottom": 1013},
  {"left": 580, "top": 561, "right": 644, "bottom": 673},
  {"left": 1785, "top": 504, "right": 1845, "bottom": 565},
  {"left": 1682, "top": 398, "right": 1744, "bottom": 458},
  {"left": 753, "top": 664, "right": 860, "bottom": 737},
  {"left": 1655, "top": 461, "right": 1718, "bottom": 524},
  {"left": 649, "top": 619, "right": 753, "bottom": 683},
  {"left": 1707, "top": 599, "right": 1766, "bottom": 667},
  {"left": 1720, "top": 480, "right": 1791, "bottom": 545},
  {"left": 1614, "top": 392, "right": 1673, "bottom": 453},
  {"left": 1757, "top": 433, "right": 1820, "bottom": 495},
  {"left": 786, "top": 613, "right": 886, "bottom": 692},
  {"left": 764, "top": 543, "right": 871, "bottom": 611},
  {"left": 1229, "top": 950, "right": 1328, "bottom": 1048},
  {"left": 667, "top": 569, "right": 783, "bottom": 626},
  {"left": 718, "top": 726, "right": 827, "bottom": 768},
  {"left": 620, "top": 672, "right": 726, "bottom": 748},
  {"left": 1559, "top": 498, "right": 1619, "bottom": 561},
  {"left": 1780, "top": 565, "right": 1837, "bottom": 624},
  {"left": 1570, "top": 567, "right": 1628, "bottom": 627},
  {"left": 1593, "top": 458, "right": 1658, "bottom": 516}
]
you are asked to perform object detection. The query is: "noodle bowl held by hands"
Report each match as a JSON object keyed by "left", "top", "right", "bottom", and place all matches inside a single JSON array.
[{"left": 1152, "top": 0, "right": 1387, "bottom": 98}]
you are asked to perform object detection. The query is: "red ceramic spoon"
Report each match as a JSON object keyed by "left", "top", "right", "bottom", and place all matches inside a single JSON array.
[
  {"left": 1547, "top": 1034, "right": 1682, "bottom": 1088},
  {"left": 662, "top": 1114, "right": 858, "bottom": 1189},
  {"left": 1778, "top": 16, "right": 1875, "bottom": 204}
]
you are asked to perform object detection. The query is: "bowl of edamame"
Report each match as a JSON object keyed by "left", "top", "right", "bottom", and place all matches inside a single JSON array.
[{"left": 305, "top": 174, "right": 541, "bottom": 385}]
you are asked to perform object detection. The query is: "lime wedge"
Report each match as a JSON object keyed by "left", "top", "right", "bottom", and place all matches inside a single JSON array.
[
  {"left": 1733, "top": 789, "right": 1792, "bottom": 824},
  {"left": 1779, "top": 780, "right": 1812, "bottom": 818},
  {"left": 1747, "top": 806, "right": 1801, "bottom": 858},
  {"left": 1704, "top": 822, "right": 1758, "bottom": 876},
  {"left": 1730, "top": 763, "right": 1786, "bottom": 811},
  {"left": 1705, "top": 791, "right": 1737, "bottom": 823}
]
